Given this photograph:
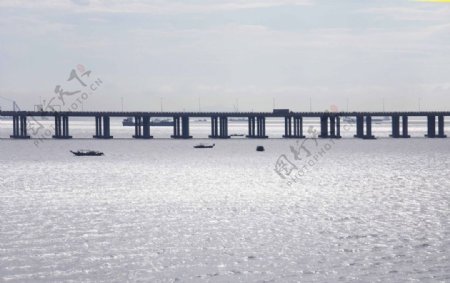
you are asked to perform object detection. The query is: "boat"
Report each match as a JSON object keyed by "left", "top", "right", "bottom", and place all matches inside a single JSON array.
[
  {"left": 230, "top": 134, "right": 244, "bottom": 137},
  {"left": 343, "top": 117, "right": 356, "bottom": 124},
  {"left": 372, "top": 116, "right": 390, "bottom": 123},
  {"left": 194, "top": 143, "right": 215, "bottom": 149},
  {"left": 343, "top": 116, "right": 390, "bottom": 124},
  {"left": 122, "top": 117, "right": 173, "bottom": 127},
  {"left": 256, "top": 146, "right": 265, "bottom": 152},
  {"left": 229, "top": 118, "right": 247, "bottom": 122},
  {"left": 70, "top": 150, "right": 104, "bottom": 156}
]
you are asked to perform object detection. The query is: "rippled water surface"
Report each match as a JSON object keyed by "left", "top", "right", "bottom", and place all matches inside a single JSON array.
[{"left": 0, "top": 120, "right": 449, "bottom": 282}]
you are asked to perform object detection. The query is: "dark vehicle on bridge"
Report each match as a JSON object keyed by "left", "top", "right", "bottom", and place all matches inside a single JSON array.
[{"left": 273, "top": 109, "right": 290, "bottom": 114}]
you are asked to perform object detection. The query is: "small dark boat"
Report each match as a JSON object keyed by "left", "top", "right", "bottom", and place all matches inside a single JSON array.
[
  {"left": 256, "top": 146, "right": 265, "bottom": 152},
  {"left": 70, "top": 150, "right": 104, "bottom": 156},
  {"left": 230, "top": 134, "right": 244, "bottom": 137},
  {"left": 122, "top": 117, "right": 173, "bottom": 127},
  {"left": 194, "top": 143, "right": 215, "bottom": 149}
]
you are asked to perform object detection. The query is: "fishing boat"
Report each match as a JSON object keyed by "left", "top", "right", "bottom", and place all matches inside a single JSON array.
[
  {"left": 70, "top": 150, "right": 104, "bottom": 156},
  {"left": 343, "top": 116, "right": 390, "bottom": 124},
  {"left": 193, "top": 143, "right": 215, "bottom": 149},
  {"left": 122, "top": 117, "right": 173, "bottom": 127},
  {"left": 256, "top": 146, "right": 265, "bottom": 152},
  {"left": 372, "top": 116, "right": 390, "bottom": 123},
  {"left": 230, "top": 134, "right": 244, "bottom": 137},
  {"left": 229, "top": 118, "right": 247, "bottom": 122}
]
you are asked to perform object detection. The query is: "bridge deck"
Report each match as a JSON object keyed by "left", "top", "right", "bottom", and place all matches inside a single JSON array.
[{"left": 1, "top": 111, "right": 450, "bottom": 117}]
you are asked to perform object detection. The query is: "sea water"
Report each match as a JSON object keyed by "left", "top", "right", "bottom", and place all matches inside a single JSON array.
[{"left": 0, "top": 119, "right": 449, "bottom": 282}]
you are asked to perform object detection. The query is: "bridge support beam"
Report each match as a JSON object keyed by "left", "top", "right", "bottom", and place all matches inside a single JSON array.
[
  {"left": 390, "top": 115, "right": 410, "bottom": 138},
  {"left": 93, "top": 116, "right": 113, "bottom": 139},
  {"left": 318, "top": 116, "right": 341, "bottom": 138},
  {"left": 438, "top": 115, "right": 446, "bottom": 138},
  {"left": 10, "top": 115, "right": 30, "bottom": 139},
  {"left": 53, "top": 116, "right": 72, "bottom": 139},
  {"left": 171, "top": 116, "right": 192, "bottom": 139},
  {"left": 133, "top": 116, "right": 153, "bottom": 139},
  {"left": 246, "top": 116, "right": 268, "bottom": 138},
  {"left": 209, "top": 116, "right": 230, "bottom": 139},
  {"left": 426, "top": 115, "right": 435, "bottom": 138},
  {"left": 354, "top": 115, "right": 375, "bottom": 139},
  {"left": 426, "top": 115, "right": 446, "bottom": 138},
  {"left": 283, "top": 116, "right": 305, "bottom": 138}
]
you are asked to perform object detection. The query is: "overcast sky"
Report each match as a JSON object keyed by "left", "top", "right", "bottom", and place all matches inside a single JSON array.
[{"left": 1, "top": 0, "right": 450, "bottom": 112}]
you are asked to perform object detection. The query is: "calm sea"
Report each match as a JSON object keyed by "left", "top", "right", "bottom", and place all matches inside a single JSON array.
[{"left": 0, "top": 119, "right": 449, "bottom": 282}]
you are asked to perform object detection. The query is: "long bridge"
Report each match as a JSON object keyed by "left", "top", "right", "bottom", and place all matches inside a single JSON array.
[{"left": 0, "top": 110, "right": 448, "bottom": 139}]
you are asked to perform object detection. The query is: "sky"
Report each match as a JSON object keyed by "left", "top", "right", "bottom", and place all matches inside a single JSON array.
[{"left": 1, "top": 0, "right": 450, "bottom": 112}]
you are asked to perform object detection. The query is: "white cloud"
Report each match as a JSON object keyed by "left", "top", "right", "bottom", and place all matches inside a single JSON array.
[{"left": 0, "top": 0, "right": 313, "bottom": 14}]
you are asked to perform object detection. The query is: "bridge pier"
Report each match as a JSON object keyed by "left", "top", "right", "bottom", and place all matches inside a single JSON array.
[
  {"left": 438, "top": 115, "right": 446, "bottom": 138},
  {"left": 133, "top": 116, "right": 153, "bottom": 139},
  {"left": 171, "top": 116, "right": 192, "bottom": 139},
  {"left": 10, "top": 115, "right": 30, "bottom": 139},
  {"left": 209, "top": 116, "right": 230, "bottom": 139},
  {"left": 53, "top": 116, "right": 72, "bottom": 139},
  {"left": 93, "top": 116, "right": 113, "bottom": 139},
  {"left": 318, "top": 115, "right": 341, "bottom": 138},
  {"left": 354, "top": 115, "right": 375, "bottom": 139},
  {"left": 390, "top": 115, "right": 410, "bottom": 138},
  {"left": 425, "top": 115, "right": 446, "bottom": 138},
  {"left": 246, "top": 116, "right": 268, "bottom": 138},
  {"left": 283, "top": 116, "right": 305, "bottom": 138}
]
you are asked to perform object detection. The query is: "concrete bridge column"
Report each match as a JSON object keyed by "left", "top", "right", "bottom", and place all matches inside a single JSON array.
[
  {"left": 425, "top": 115, "right": 436, "bottom": 138},
  {"left": 10, "top": 115, "right": 30, "bottom": 139},
  {"left": 293, "top": 117, "right": 297, "bottom": 136},
  {"left": 103, "top": 116, "right": 112, "bottom": 138},
  {"left": 283, "top": 117, "right": 290, "bottom": 137},
  {"left": 354, "top": 115, "right": 364, "bottom": 138},
  {"left": 247, "top": 116, "right": 255, "bottom": 137},
  {"left": 93, "top": 116, "right": 113, "bottom": 139},
  {"left": 55, "top": 116, "right": 61, "bottom": 137},
  {"left": 173, "top": 117, "right": 180, "bottom": 137},
  {"left": 210, "top": 116, "right": 229, "bottom": 138},
  {"left": 142, "top": 116, "right": 152, "bottom": 138},
  {"left": 437, "top": 115, "right": 446, "bottom": 138},
  {"left": 133, "top": 116, "right": 141, "bottom": 137},
  {"left": 133, "top": 116, "right": 153, "bottom": 139},
  {"left": 295, "top": 117, "right": 303, "bottom": 136},
  {"left": 53, "top": 115, "right": 72, "bottom": 139},
  {"left": 63, "top": 116, "right": 69, "bottom": 137},
  {"left": 336, "top": 117, "right": 341, "bottom": 138},
  {"left": 247, "top": 116, "right": 267, "bottom": 138},
  {"left": 391, "top": 115, "right": 400, "bottom": 138},
  {"left": 354, "top": 115, "right": 375, "bottom": 139},
  {"left": 319, "top": 115, "right": 328, "bottom": 138},
  {"left": 12, "top": 116, "right": 18, "bottom": 136},
  {"left": 258, "top": 117, "right": 268, "bottom": 138},
  {"left": 182, "top": 116, "right": 192, "bottom": 138},
  {"left": 330, "top": 116, "right": 335, "bottom": 137},
  {"left": 364, "top": 116, "right": 375, "bottom": 139},
  {"left": 171, "top": 116, "right": 192, "bottom": 139},
  {"left": 95, "top": 116, "right": 101, "bottom": 137},
  {"left": 401, "top": 115, "right": 410, "bottom": 138},
  {"left": 209, "top": 116, "right": 217, "bottom": 137},
  {"left": 282, "top": 116, "right": 305, "bottom": 138},
  {"left": 328, "top": 116, "right": 341, "bottom": 139},
  {"left": 220, "top": 117, "right": 229, "bottom": 138}
]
